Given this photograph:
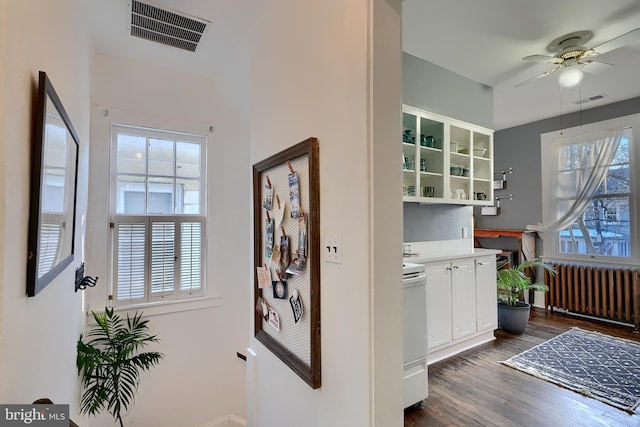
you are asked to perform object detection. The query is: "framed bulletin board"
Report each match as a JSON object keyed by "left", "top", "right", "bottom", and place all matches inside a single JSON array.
[{"left": 252, "top": 137, "right": 320, "bottom": 388}]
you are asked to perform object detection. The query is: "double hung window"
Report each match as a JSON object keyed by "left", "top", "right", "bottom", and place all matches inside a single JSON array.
[
  {"left": 111, "top": 124, "right": 206, "bottom": 305},
  {"left": 557, "top": 131, "right": 631, "bottom": 258},
  {"left": 539, "top": 124, "right": 634, "bottom": 263}
]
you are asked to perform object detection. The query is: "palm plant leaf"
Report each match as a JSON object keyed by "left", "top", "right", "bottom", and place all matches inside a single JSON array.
[
  {"left": 77, "top": 307, "right": 164, "bottom": 426},
  {"left": 496, "top": 258, "right": 555, "bottom": 306}
]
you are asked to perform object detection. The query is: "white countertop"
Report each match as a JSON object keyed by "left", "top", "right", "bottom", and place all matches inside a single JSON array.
[{"left": 403, "top": 239, "right": 501, "bottom": 264}]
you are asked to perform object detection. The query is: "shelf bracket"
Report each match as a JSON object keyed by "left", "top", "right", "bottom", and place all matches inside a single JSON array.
[{"left": 493, "top": 167, "right": 512, "bottom": 190}]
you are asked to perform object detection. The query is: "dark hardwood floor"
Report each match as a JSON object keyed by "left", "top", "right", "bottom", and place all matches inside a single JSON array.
[{"left": 405, "top": 308, "right": 640, "bottom": 427}]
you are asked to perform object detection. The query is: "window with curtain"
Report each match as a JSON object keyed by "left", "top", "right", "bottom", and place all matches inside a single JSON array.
[
  {"left": 111, "top": 124, "right": 206, "bottom": 305},
  {"left": 536, "top": 126, "right": 633, "bottom": 261}
]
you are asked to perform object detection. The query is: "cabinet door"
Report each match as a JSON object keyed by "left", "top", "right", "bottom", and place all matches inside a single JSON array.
[
  {"left": 425, "top": 261, "right": 452, "bottom": 350},
  {"left": 451, "top": 259, "right": 476, "bottom": 340},
  {"left": 476, "top": 256, "right": 498, "bottom": 331}
]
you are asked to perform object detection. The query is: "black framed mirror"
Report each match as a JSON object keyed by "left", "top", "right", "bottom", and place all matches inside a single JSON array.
[{"left": 27, "top": 71, "right": 79, "bottom": 297}]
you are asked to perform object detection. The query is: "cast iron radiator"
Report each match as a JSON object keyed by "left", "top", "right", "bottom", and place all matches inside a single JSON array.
[{"left": 544, "top": 262, "right": 640, "bottom": 332}]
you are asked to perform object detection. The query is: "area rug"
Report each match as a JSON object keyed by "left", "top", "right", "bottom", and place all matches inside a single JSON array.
[{"left": 501, "top": 327, "right": 640, "bottom": 413}]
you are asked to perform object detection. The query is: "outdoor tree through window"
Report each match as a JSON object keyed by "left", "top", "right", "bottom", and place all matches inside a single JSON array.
[{"left": 558, "top": 130, "right": 631, "bottom": 258}]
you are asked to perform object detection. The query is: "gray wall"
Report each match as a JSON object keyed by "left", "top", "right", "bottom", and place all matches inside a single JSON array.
[
  {"left": 403, "top": 52, "right": 493, "bottom": 241},
  {"left": 403, "top": 52, "right": 493, "bottom": 129},
  {"left": 475, "top": 96, "right": 640, "bottom": 231}
]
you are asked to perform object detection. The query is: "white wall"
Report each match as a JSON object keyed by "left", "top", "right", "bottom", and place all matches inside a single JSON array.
[
  {"left": 0, "top": 0, "right": 91, "bottom": 423},
  {"left": 86, "top": 53, "right": 250, "bottom": 426},
  {"left": 0, "top": 0, "right": 6, "bottom": 380},
  {"left": 0, "top": 0, "right": 7, "bottom": 384},
  {"left": 247, "top": 1, "right": 403, "bottom": 426},
  {"left": 1, "top": 1, "right": 403, "bottom": 426}
]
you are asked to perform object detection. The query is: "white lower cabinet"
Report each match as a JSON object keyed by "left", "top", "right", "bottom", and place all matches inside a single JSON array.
[
  {"left": 424, "top": 255, "right": 497, "bottom": 364},
  {"left": 451, "top": 260, "right": 476, "bottom": 340},
  {"left": 476, "top": 256, "right": 498, "bottom": 331},
  {"left": 425, "top": 261, "right": 452, "bottom": 349}
]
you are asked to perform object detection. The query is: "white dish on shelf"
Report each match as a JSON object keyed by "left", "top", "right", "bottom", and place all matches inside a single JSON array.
[{"left": 457, "top": 147, "right": 486, "bottom": 157}]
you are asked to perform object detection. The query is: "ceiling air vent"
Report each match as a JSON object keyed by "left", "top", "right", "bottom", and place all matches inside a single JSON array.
[
  {"left": 573, "top": 93, "right": 608, "bottom": 105},
  {"left": 129, "top": 0, "right": 210, "bottom": 52}
]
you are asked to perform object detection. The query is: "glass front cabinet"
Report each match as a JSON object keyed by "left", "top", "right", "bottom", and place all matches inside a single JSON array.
[{"left": 402, "top": 105, "right": 494, "bottom": 205}]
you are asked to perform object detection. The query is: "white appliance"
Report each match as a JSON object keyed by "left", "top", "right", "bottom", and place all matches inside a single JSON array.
[{"left": 403, "top": 262, "right": 428, "bottom": 408}]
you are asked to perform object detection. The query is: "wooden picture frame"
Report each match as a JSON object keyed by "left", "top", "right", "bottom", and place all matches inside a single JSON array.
[
  {"left": 252, "top": 137, "right": 320, "bottom": 388},
  {"left": 27, "top": 71, "right": 79, "bottom": 297}
]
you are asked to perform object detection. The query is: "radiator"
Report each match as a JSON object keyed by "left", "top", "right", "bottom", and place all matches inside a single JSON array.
[{"left": 544, "top": 263, "right": 640, "bottom": 332}]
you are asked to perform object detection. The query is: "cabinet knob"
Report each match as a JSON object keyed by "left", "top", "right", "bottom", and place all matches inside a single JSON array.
[{"left": 453, "top": 265, "right": 459, "bottom": 269}]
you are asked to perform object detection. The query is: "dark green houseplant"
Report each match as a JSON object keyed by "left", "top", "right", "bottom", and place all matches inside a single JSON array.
[
  {"left": 77, "top": 307, "right": 164, "bottom": 427},
  {"left": 497, "top": 258, "right": 556, "bottom": 333}
]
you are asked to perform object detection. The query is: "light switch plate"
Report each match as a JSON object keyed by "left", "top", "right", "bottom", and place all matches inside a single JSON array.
[
  {"left": 462, "top": 227, "right": 469, "bottom": 239},
  {"left": 325, "top": 236, "right": 342, "bottom": 264}
]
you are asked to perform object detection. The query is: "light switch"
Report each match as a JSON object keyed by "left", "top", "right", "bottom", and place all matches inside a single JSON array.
[{"left": 325, "top": 236, "right": 342, "bottom": 264}]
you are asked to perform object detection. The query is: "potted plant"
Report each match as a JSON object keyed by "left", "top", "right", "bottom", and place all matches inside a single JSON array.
[
  {"left": 496, "top": 258, "right": 556, "bottom": 334},
  {"left": 77, "top": 307, "right": 164, "bottom": 427}
]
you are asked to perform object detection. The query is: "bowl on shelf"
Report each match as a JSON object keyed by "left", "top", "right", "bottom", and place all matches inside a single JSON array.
[
  {"left": 457, "top": 147, "right": 487, "bottom": 157},
  {"left": 450, "top": 165, "right": 463, "bottom": 176},
  {"left": 462, "top": 167, "right": 470, "bottom": 177}
]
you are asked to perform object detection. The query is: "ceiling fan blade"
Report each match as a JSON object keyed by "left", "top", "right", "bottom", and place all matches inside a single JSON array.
[
  {"left": 515, "top": 66, "right": 561, "bottom": 87},
  {"left": 582, "top": 60, "right": 615, "bottom": 74},
  {"left": 589, "top": 27, "right": 640, "bottom": 55},
  {"left": 522, "top": 54, "right": 563, "bottom": 64}
]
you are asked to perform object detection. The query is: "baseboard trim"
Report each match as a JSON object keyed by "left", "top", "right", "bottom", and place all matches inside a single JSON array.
[
  {"left": 427, "top": 330, "right": 496, "bottom": 365},
  {"left": 197, "top": 415, "right": 247, "bottom": 427}
]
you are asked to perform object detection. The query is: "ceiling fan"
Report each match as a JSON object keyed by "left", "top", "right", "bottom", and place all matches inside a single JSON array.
[{"left": 516, "top": 28, "right": 640, "bottom": 87}]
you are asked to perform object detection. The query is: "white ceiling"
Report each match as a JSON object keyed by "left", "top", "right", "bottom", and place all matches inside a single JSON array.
[
  {"left": 403, "top": 0, "right": 640, "bottom": 130},
  {"left": 89, "top": 1, "right": 640, "bottom": 131}
]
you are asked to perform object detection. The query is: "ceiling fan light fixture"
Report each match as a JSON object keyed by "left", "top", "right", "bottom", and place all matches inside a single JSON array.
[
  {"left": 558, "top": 65, "right": 583, "bottom": 87},
  {"left": 558, "top": 48, "right": 586, "bottom": 60}
]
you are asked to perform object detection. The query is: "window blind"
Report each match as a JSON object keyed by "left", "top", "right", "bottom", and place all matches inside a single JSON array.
[
  {"left": 151, "top": 221, "right": 176, "bottom": 298},
  {"left": 180, "top": 221, "right": 203, "bottom": 293},
  {"left": 115, "top": 219, "right": 147, "bottom": 301}
]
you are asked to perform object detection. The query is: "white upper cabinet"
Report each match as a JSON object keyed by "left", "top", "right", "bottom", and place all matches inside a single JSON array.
[{"left": 402, "top": 105, "right": 494, "bottom": 205}]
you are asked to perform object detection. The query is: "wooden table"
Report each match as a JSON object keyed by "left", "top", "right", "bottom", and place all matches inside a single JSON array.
[{"left": 474, "top": 228, "right": 537, "bottom": 265}]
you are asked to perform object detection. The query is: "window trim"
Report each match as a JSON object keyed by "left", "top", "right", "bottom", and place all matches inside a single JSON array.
[
  {"left": 109, "top": 123, "right": 208, "bottom": 308},
  {"left": 540, "top": 115, "right": 638, "bottom": 266}
]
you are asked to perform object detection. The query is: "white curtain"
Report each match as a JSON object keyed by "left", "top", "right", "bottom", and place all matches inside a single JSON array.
[{"left": 531, "top": 127, "right": 625, "bottom": 234}]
